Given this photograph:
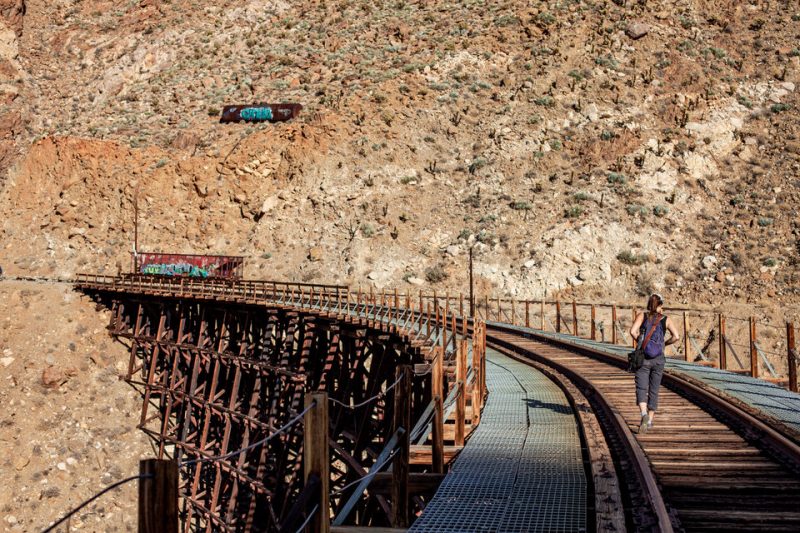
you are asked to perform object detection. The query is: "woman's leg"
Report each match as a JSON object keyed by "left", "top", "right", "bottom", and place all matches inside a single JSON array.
[
  {"left": 635, "top": 360, "right": 653, "bottom": 433},
  {"left": 647, "top": 356, "right": 667, "bottom": 424}
]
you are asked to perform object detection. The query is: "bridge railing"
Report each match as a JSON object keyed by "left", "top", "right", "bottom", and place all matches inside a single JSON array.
[{"left": 469, "top": 295, "right": 798, "bottom": 391}]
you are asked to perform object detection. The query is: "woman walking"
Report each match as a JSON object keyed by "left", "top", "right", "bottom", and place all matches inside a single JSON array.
[{"left": 629, "top": 293, "right": 679, "bottom": 434}]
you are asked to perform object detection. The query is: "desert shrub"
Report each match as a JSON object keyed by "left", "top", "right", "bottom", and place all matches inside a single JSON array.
[
  {"left": 617, "top": 250, "right": 649, "bottom": 265},
  {"left": 425, "top": 264, "right": 448, "bottom": 283}
]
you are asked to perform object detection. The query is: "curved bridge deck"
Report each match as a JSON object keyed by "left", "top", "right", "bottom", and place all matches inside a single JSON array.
[{"left": 410, "top": 347, "right": 586, "bottom": 533}]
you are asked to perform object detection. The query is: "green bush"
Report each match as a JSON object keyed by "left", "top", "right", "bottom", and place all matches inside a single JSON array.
[
  {"left": 564, "top": 206, "right": 583, "bottom": 218},
  {"left": 757, "top": 217, "right": 774, "bottom": 227},
  {"left": 763, "top": 258, "right": 777, "bottom": 267},
  {"left": 510, "top": 201, "right": 532, "bottom": 211},
  {"left": 771, "top": 103, "right": 790, "bottom": 113},
  {"left": 360, "top": 223, "right": 375, "bottom": 237},
  {"left": 617, "top": 250, "right": 649, "bottom": 266},
  {"left": 573, "top": 192, "right": 590, "bottom": 202},
  {"left": 626, "top": 204, "right": 649, "bottom": 216},
  {"left": 607, "top": 172, "right": 627, "bottom": 185},
  {"left": 534, "top": 96, "right": 555, "bottom": 107},
  {"left": 653, "top": 205, "right": 669, "bottom": 217},
  {"left": 425, "top": 264, "right": 449, "bottom": 283}
]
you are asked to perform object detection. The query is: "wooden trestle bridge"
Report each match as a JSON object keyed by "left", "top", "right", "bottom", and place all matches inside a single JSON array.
[{"left": 74, "top": 274, "right": 800, "bottom": 533}]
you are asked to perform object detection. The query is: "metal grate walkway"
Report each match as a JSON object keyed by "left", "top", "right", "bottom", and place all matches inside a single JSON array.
[
  {"left": 493, "top": 322, "right": 800, "bottom": 434},
  {"left": 410, "top": 348, "right": 586, "bottom": 533}
]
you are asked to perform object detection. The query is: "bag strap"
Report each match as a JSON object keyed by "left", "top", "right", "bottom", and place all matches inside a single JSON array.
[{"left": 639, "top": 313, "right": 662, "bottom": 349}]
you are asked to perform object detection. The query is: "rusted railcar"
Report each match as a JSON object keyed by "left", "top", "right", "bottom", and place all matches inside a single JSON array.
[{"left": 131, "top": 252, "right": 245, "bottom": 279}]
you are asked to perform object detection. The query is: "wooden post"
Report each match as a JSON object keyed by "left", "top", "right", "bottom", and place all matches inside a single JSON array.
[
  {"left": 540, "top": 300, "right": 545, "bottom": 331},
  {"left": 683, "top": 312, "right": 690, "bottom": 361},
  {"left": 431, "top": 348, "right": 444, "bottom": 474},
  {"left": 572, "top": 300, "right": 578, "bottom": 336},
  {"left": 484, "top": 296, "right": 489, "bottom": 322},
  {"left": 718, "top": 314, "right": 727, "bottom": 370},
  {"left": 459, "top": 293, "right": 464, "bottom": 318},
  {"left": 392, "top": 365, "right": 411, "bottom": 527},
  {"left": 525, "top": 301, "right": 530, "bottom": 328},
  {"left": 632, "top": 308, "right": 638, "bottom": 349},
  {"left": 787, "top": 322, "right": 797, "bottom": 393},
  {"left": 556, "top": 301, "right": 562, "bottom": 333},
  {"left": 750, "top": 317, "right": 759, "bottom": 378},
  {"left": 496, "top": 297, "right": 501, "bottom": 322},
  {"left": 468, "top": 246, "right": 475, "bottom": 317},
  {"left": 304, "top": 392, "right": 330, "bottom": 533},
  {"left": 611, "top": 305, "right": 618, "bottom": 345},
  {"left": 455, "top": 340, "right": 467, "bottom": 446},
  {"left": 511, "top": 299, "right": 516, "bottom": 326},
  {"left": 471, "top": 328, "right": 482, "bottom": 426},
  {"left": 139, "top": 459, "right": 178, "bottom": 533},
  {"left": 591, "top": 305, "right": 596, "bottom": 340}
]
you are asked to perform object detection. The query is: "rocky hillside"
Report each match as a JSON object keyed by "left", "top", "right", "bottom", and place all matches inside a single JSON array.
[{"left": 0, "top": 0, "right": 798, "bottom": 312}]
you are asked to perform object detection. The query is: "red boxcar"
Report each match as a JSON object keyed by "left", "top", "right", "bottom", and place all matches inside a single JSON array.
[{"left": 132, "top": 252, "right": 245, "bottom": 279}]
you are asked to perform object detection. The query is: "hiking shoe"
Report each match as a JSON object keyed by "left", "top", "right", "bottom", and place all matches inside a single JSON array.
[{"left": 638, "top": 414, "right": 649, "bottom": 435}]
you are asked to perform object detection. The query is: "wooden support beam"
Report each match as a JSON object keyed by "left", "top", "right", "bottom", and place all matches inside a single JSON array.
[
  {"left": 391, "top": 366, "right": 411, "bottom": 528},
  {"left": 591, "top": 305, "right": 596, "bottom": 340},
  {"left": 138, "top": 459, "right": 178, "bottom": 533},
  {"left": 304, "top": 392, "right": 330, "bottom": 533},
  {"left": 409, "top": 445, "right": 462, "bottom": 465},
  {"left": 431, "top": 345, "right": 444, "bottom": 474},
  {"left": 370, "top": 472, "right": 446, "bottom": 495}
]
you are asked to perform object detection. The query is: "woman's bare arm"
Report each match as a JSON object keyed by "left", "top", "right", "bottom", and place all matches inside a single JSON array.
[
  {"left": 630, "top": 312, "right": 644, "bottom": 342},
  {"left": 665, "top": 316, "right": 680, "bottom": 346}
]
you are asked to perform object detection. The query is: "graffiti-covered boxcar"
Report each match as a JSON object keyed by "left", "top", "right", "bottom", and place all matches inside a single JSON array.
[{"left": 132, "top": 252, "right": 245, "bottom": 279}]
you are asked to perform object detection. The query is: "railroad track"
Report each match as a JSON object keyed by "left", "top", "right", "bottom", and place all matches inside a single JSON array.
[{"left": 485, "top": 322, "right": 800, "bottom": 533}]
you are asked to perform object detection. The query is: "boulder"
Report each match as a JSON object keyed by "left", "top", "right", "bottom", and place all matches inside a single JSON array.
[
  {"left": 701, "top": 255, "right": 717, "bottom": 270},
  {"left": 625, "top": 22, "right": 650, "bottom": 40}
]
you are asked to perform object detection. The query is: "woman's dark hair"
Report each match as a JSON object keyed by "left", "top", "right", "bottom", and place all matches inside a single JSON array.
[{"left": 646, "top": 293, "right": 663, "bottom": 317}]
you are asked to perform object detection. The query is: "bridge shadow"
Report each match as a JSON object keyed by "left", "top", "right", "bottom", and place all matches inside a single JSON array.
[{"left": 524, "top": 398, "right": 574, "bottom": 415}]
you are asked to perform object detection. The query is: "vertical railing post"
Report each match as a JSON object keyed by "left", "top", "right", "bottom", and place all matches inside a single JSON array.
[
  {"left": 787, "top": 322, "right": 797, "bottom": 393},
  {"left": 540, "top": 300, "right": 545, "bottom": 331},
  {"left": 718, "top": 314, "right": 727, "bottom": 370},
  {"left": 591, "top": 305, "right": 596, "bottom": 341},
  {"left": 572, "top": 300, "right": 578, "bottom": 336},
  {"left": 611, "top": 305, "right": 618, "bottom": 344},
  {"left": 471, "top": 326, "right": 482, "bottom": 426},
  {"left": 511, "top": 299, "right": 516, "bottom": 326},
  {"left": 459, "top": 293, "right": 464, "bottom": 318},
  {"left": 138, "top": 459, "right": 178, "bottom": 533},
  {"left": 455, "top": 339, "right": 467, "bottom": 446},
  {"left": 682, "top": 311, "right": 689, "bottom": 358},
  {"left": 431, "top": 347, "right": 444, "bottom": 474},
  {"left": 556, "top": 301, "right": 561, "bottom": 333},
  {"left": 750, "top": 316, "right": 759, "bottom": 378},
  {"left": 495, "top": 297, "right": 501, "bottom": 322},
  {"left": 484, "top": 296, "right": 489, "bottom": 322},
  {"left": 525, "top": 300, "right": 530, "bottom": 328},
  {"left": 304, "top": 391, "right": 330, "bottom": 533},
  {"left": 392, "top": 365, "right": 411, "bottom": 527}
]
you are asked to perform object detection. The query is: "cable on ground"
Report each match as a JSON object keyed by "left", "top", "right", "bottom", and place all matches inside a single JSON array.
[{"left": 42, "top": 474, "right": 152, "bottom": 533}]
